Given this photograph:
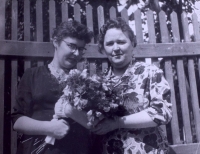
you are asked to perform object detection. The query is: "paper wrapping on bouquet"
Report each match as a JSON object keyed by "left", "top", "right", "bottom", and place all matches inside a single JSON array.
[{"left": 44, "top": 118, "right": 57, "bottom": 145}]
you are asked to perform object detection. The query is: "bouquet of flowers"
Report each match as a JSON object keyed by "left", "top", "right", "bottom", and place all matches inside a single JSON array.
[{"left": 61, "top": 69, "right": 127, "bottom": 127}]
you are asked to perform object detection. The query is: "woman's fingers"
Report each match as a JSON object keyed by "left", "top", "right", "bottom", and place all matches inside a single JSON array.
[
  {"left": 91, "top": 119, "right": 118, "bottom": 135},
  {"left": 50, "top": 119, "right": 70, "bottom": 139}
]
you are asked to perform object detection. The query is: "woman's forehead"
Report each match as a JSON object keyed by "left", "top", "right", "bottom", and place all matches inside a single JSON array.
[
  {"left": 104, "top": 28, "right": 130, "bottom": 41},
  {"left": 63, "top": 37, "right": 86, "bottom": 46}
]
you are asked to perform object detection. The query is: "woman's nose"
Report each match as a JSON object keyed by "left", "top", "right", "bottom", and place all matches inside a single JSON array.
[
  {"left": 72, "top": 49, "right": 80, "bottom": 56},
  {"left": 113, "top": 43, "right": 120, "bottom": 51}
]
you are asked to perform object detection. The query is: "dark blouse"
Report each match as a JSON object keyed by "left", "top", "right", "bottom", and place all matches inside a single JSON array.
[{"left": 11, "top": 65, "right": 91, "bottom": 154}]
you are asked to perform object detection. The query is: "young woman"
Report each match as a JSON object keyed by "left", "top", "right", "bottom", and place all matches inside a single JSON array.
[
  {"left": 92, "top": 17, "right": 172, "bottom": 154},
  {"left": 11, "top": 20, "right": 93, "bottom": 154}
]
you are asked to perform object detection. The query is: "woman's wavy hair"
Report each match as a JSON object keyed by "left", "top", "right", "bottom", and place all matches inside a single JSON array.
[
  {"left": 98, "top": 17, "right": 137, "bottom": 53},
  {"left": 52, "top": 20, "right": 93, "bottom": 44}
]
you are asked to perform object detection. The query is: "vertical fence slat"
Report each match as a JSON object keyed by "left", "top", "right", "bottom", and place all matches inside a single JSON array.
[
  {"left": 24, "top": 60, "right": 31, "bottom": 71},
  {"left": 181, "top": 12, "right": 190, "bottom": 42},
  {"left": 37, "top": 61, "right": 44, "bottom": 67},
  {"left": 170, "top": 11, "right": 180, "bottom": 42},
  {"left": 188, "top": 58, "right": 200, "bottom": 142},
  {"left": 120, "top": 9, "right": 128, "bottom": 23},
  {"left": 74, "top": 4, "right": 81, "bottom": 22},
  {"left": 164, "top": 59, "right": 181, "bottom": 144},
  {"left": 109, "top": 6, "right": 117, "bottom": 19},
  {"left": 176, "top": 58, "right": 193, "bottom": 143},
  {"left": 12, "top": 0, "right": 18, "bottom": 40},
  {"left": 86, "top": 5, "right": 94, "bottom": 43},
  {"left": 102, "top": 60, "right": 108, "bottom": 73},
  {"left": 24, "top": 0, "right": 30, "bottom": 41},
  {"left": 159, "top": 11, "right": 169, "bottom": 43},
  {"left": 0, "top": 59, "right": 5, "bottom": 154},
  {"left": 199, "top": 59, "right": 200, "bottom": 84},
  {"left": 181, "top": 10, "right": 199, "bottom": 143},
  {"left": 89, "top": 61, "right": 96, "bottom": 76},
  {"left": 36, "top": 0, "right": 43, "bottom": 42},
  {"left": 0, "top": 0, "right": 6, "bottom": 40},
  {"left": 97, "top": 6, "right": 104, "bottom": 32},
  {"left": 77, "top": 61, "right": 85, "bottom": 71},
  {"left": 49, "top": 0, "right": 56, "bottom": 40},
  {"left": 134, "top": 9, "right": 143, "bottom": 43},
  {"left": 146, "top": 10, "right": 157, "bottom": 66},
  {"left": 192, "top": 13, "right": 200, "bottom": 42},
  {"left": 147, "top": 10, "right": 156, "bottom": 43},
  {"left": 160, "top": 9, "right": 181, "bottom": 144},
  {"left": 11, "top": 60, "right": 18, "bottom": 154},
  {"left": 62, "top": 1, "right": 68, "bottom": 22},
  {"left": 161, "top": 10, "right": 182, "bottom": 145}
]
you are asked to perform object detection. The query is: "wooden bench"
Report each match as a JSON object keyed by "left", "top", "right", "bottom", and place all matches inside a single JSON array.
[{"left": 0, "top": 1, "right": 200, "bottom": 154}]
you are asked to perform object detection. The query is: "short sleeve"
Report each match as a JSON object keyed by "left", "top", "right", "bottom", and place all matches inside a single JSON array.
[
  {"left": 11, "top": 68, "right": 33, "bottom": 125},
  {"left": 144, "top": 65, "right": 172, "bottom": 125}
]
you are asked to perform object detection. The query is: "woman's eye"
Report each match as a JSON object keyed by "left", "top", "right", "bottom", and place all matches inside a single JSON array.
[
  {"left": 106, "top": 42, "right": 114, "bottom": 46},
  {"left": 117, "top": 41, "right": 126, "bottom": 44}
]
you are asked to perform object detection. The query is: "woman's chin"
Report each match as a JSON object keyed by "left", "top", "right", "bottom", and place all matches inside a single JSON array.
[
  {"left": 110, "top": 57, "right": 125, "bottom": 65},
  {"left": 110, "top": 58, "right": 132, "bottom": 69},
  {"left": 63, "top": 61, "right": 77, "bottom": 69}
]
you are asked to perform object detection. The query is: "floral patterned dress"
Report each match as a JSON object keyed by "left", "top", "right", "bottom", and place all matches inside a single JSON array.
[{"left": 101, "top": 62, "right": 172, "bottom": 154}]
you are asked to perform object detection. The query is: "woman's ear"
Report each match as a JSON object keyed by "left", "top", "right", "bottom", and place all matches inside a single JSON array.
[
  {"left": 101, "top": 48, "right": 106, "bottom": 55},
  {"left": 131, "top": 41, "right": 136, "bottom": 48},
  {"left": 131, "top": 44, "right": 136, "bottom": 57},
  {"left": 53, "top": 38, "right": 58, "bottom": 49}
]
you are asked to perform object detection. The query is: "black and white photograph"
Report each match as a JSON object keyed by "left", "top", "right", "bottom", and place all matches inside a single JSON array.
[{"left": 0, "top": 0, "right": 200, "bottom": 153}]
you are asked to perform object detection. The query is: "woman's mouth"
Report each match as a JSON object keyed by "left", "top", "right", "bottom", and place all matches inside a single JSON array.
[
  {"left": 67, "top": 58, "right": 77, "bottom": 63},
  {"left": 112, "top": 54, "right": 123, "bottom": 57}
]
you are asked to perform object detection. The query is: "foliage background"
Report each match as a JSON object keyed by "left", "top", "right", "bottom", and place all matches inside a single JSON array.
[{"left": 5, "top": 0, "right": 200, "bottom": 43}]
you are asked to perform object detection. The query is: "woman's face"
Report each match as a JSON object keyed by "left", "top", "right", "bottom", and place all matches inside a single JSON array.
[
  {"left": 53, "top": 37, "right": 86, "bottom": 69},
  {"left": 103, "top": 28, "right": 134, "bottom": 69}
]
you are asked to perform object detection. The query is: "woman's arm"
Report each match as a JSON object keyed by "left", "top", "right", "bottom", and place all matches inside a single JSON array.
[
  {"left": 118, "top": 110, "right": 157, "bottom": 128},
  {"left": 64, "top": 103, "right": 91, "bottom": 129},
  {"left": 13, "top": 116, "right": 69, "bottom": 139},
  {"left": 91, "top": 111, "right": 157, "bottom": 135},
  {"left": 54, "top": 98, "right": 95, "bottom": 129},
  {"left": 92, "top": 64, "right": 172, "bottom": 135}
]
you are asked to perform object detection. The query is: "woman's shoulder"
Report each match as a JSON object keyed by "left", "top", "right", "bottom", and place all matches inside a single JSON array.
[
  {"left": 25, "top": 65, "right": 48, "bottom": 73},
  {"left": 23, "top": 65, "right": 49, "bottom": 78},
  {"left": 133, "top": 61, "right": 162, "bottom": 71},
  {"left": 128, "top": 61, "right": 163, "bottom": 76}
]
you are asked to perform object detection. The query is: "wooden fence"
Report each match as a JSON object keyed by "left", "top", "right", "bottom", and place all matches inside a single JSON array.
[{"left": 0, "top": 0, "right": 200, "bottom": 154}]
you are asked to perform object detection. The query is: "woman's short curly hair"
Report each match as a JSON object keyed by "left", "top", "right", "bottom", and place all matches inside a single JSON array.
[
  {"left": 98, "top": 17, "right": 136, "bottom": 53},
  {"left": 52, "top": 20, "right": 93, "bottom": 44}
]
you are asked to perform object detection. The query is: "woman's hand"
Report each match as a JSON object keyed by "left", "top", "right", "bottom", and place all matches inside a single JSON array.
[
  {"left": 48, "top": 119, "right": 70, "bottom": 139},
  {"left": 91, "top": 118, "right": 119, "bottom": 135},
  {"left": 54, "top": 97, "right": 71, "bottom": 118},
  {"left": 86, "top": 110, "right": 105, "bottom": 128}
]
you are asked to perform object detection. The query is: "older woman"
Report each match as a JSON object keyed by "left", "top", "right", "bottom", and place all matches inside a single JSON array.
[
  {"left": 11, "top": 20, "right": 93, "bottom": 154},
  {"left": 92, "top": 18, "right": 172, "bottom": 154}
]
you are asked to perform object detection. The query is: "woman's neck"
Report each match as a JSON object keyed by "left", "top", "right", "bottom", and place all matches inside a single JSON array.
[
  {"left": 112, "top": 64, "right": 129, "bottom": 77},
  {"left": 50, "top": 59, "right": 69, "bottom": 74}
]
